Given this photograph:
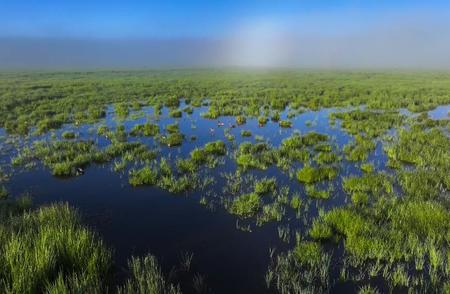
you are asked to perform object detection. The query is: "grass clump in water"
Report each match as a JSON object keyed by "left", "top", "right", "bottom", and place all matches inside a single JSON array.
[
  {"left": 305, "top": 184, "right": 331, "bottom": 200},
  {"left": 203, "top": 140, "right": 226, "bottom": 156},
  {"left": 236, "top": 115, "right": 247, "bottom": 125},
  {"left": 33, "top": 140, "right": 96, "bottom": 176},
  {"left": 343, "top": 135, "right": 376, "bottom": 161},
  {"left": 267, "top": 239, "right": 331, "bottom": 293},
  {"left": 0, "top": 186, "right": 9, "bottom": 201},
  {"left": 293, "top": 241, "right": 324, "bottom": 265},
  {"left": 0, "top": 186, "right": 8, "bottom": 200},
  {"left": 156, "top": 159, "right": 199, "bottom": 193},
  {"left": 386, "top": 127, "right": 449, "bottom": 168},
  {"left": 158, "top": 174, "right": 196, "bottom": 194},
  {"left": 258, "top": 116, "right": 268, "bottom": 125},
  {"left": 279, "top": 120, "right": 292, "bottom": 128},
  {"left": 165, "top": 122, "right": 179, "bottom": 134},
  {"left": 176, "top": 158, "right": 198, "bottom": 174},
  {"left": 314, "top": 143, "right": 332, "bottom": 152},
  {"left": 130, "top": 123, "right": 159, "bottom": 136},
  {"left": 129, "top": 166, "right": 158, "bottom": 186},
  {"left": 258, "top": 203, "right": 285, "bottom": 224},
  {"left": 178, "top": 140, "right": 226, "bottom": 172},
  {"left": 183, "top": 106, "right": 193, "bottom": 114},
  {"left": 61, "top": 131, "right": 76, "bottom": 139},
  {"left": 111, "top": 125, "right": 128, "bottom": 142},
  {"left": 13, "top": 139, "right": 156, "bottom": 177},
  {"left": 358, "top": 285, "right": 381, "bottom": 294},
  {"left": 331, "top": 110, "right": 403, "bottom": 137},
  {"left": 271, "top": 111, "right": 280, "bottom": 122},
  {"left": 386, "top": 127, "right": 449, "bottom": 201},
  {"left": 35, "top": 116, "right": 65, "bottom": 135},
  {"left": 160, "top": 132, "right": 184, "bottom": 147},
  {"left": 314, "top": 151, "right": 340, "bottom": 165},
  {"left": 117, "top": 254, "right": 180, "bottom": 294},
  {"left": 169, "top": 109, "right": 182, "bottom": 118},
  {"left": 310, "top": 196, "right": 450, "bottom": 291},
  {"left": 202, "top": 106, "right": 220, "bottom": 119},
  {"left": 115, "top": 103, "right": 129, "bottom": 118},
  {"left": 343, "top": 173, "right": 393, "bottom": 200},
  {"left": 290, "top": 195, "right": 302, "bottom": 210},
  {"left": 309, "top": 220, "right": 333, "bottom": 240},
  {"left": 230, "top": 193, "right": 261, "bottom": 218},
  {"left": 241, "top": 130, "right": 252, "bottom": 137},
  {"left": 361, "top": 163, "right": 374, "bottom": 173},
  {"left": 164, "top": 96, "right": 180, "bottom": 108},
  {"left": 351, "top": 192, "right": 369, "bottom": 206},
  {"left": 190, "top": 148, "right": 208, "bottom": 165},
  {"left": 97, "top": 125, "right": 111, "bottom": 137},
  {"left": 277, "top": 133, "right": 309, "bottom": 165},
  {"left": 254, "top": 177, "right": 277, "bottom": 195},
  {"left": 297, "top": 166, "right": 337, "bottom": 184},
  {"left": 236, "top": 142, "right": 275, "bottom": 170},
  {"left": 302, "top": 132, "right": 328, "bottom": 146}
]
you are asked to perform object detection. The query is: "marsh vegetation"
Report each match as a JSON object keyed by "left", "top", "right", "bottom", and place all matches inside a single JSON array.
[{"left": 1, "top": 70, "right": 450, "bottom": 293}]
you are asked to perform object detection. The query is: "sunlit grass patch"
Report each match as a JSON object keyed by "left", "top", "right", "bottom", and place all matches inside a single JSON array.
[
  {"left": 115, "top": 103, "right": 129, "bottom": 118},
  {"left": 129, "top": 166, "right": 158, "bottom": 186},
  {"left": 169, "top": 109, "right": 182, "bottom": 118},
  {"left": 258, "top": 116, "right": 268, "bottom": 125},
  {"left": 297, "top": 166, "right": 337, "bottom": 184},
  {"left": 236, "top": 115, "right": 246, "bottom": 125},
  {"left": 279, "top": 120, "right": 292, "bottom": 128},
  {"left": 267, "top": 239, "right": 331, "bottom": 293},
  {"left": 236, "top": 142, "right": 275, "bottom": 170},
  {"left": 331, "top": 110, "right": 403, "bottom": 137},
  {"left": 61, "top": 131, "right": 76, "bottom": 139},
  {"left": 204, "top": 140, "right": 226, "bottom": 156},
  {"left": 310, "top": 197, "right": 450, "bottom": 291},
  {"left": 343, "top": 135, "right": 376, "bottom": 161},
  {"left": 254, "top": 177, "right": 277, "bottom": 195},
  {"left": 361, "top": 163, "right": 374, "bottom": 173},
  {"left": 342, "top": 173, "right": 393, "bottom": 199},
  {"left": 241, "top": 130, "right": 252, "bottom": 137},
  {"left": 230, "top": 193, "right": 261, "bottom": 218},
  {"left": 160, "top": 132, "right": 184, "bottom": 147},
  {"left": 314, "top": 151, "right": 340, "bottom": 165},
  {"left": 130, "top": 122, "right": 159, "bottom": 136},
  {"left": 305, "top": 184, "right": 331, "bottom": 200}
]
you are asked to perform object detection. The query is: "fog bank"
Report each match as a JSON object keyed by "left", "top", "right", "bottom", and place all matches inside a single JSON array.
[{"left": 1, "top": 18, "right": 450, "bottom": 70}]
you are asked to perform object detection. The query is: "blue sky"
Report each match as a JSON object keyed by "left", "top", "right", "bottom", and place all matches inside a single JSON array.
[
  {"left": 1, "top": 1, "right": 450, "bottom": 69},
  {"left": 1, "top": 0, "right": 449, "bottom": 39}
]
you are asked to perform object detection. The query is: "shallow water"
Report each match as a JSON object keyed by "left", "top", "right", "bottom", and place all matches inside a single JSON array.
[
  {"left": 0, "top": 104, "right": 429, "bottom": 293},
  {"left": 428, "top": 104, "right": 450, "bottom": 120}
]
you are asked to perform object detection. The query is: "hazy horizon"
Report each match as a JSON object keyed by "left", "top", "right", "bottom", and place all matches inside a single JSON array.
[{"left": 1, "top": 1, "right": 450, "bottom": 70}]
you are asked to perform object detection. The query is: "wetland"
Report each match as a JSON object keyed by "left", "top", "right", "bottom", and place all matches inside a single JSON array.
[{"left": 0, "top": 70, "right": 449, "bottom": 293}]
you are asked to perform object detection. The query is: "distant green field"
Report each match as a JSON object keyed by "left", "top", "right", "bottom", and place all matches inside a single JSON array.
[{"left": 1, "top": 70, "right": 450, "bottom": 135}]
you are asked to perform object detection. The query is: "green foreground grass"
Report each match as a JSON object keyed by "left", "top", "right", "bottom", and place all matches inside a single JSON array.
[{"left": 0, "top": 198, "right": 179, "bottom": 294}]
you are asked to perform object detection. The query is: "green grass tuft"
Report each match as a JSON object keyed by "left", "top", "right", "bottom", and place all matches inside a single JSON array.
[
  {"left": 297, "top": 166, "right": 337, "bottom": 184},
  {"left": 230, "top": 193, "right": 261, "bottom": 218}
]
